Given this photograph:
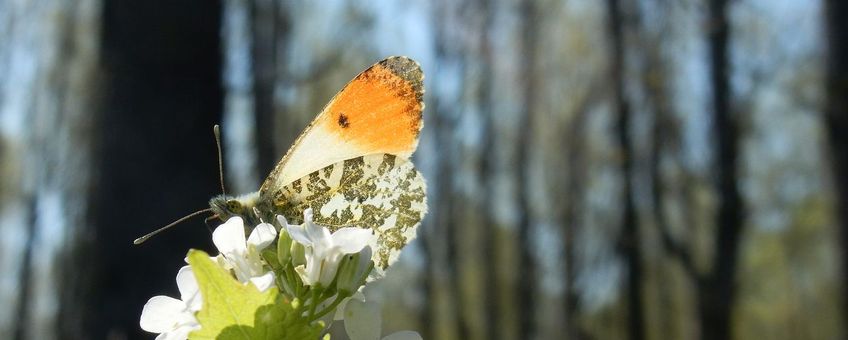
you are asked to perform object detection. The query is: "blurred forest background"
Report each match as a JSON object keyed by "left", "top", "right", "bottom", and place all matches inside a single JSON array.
[{"left": 1, "top": 0, "right": 846, "bottom": 339}]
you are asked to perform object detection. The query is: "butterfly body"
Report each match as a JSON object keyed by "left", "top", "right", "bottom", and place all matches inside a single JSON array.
[{"left": 209, "top": 56, "right": 426, "bottom": 270}]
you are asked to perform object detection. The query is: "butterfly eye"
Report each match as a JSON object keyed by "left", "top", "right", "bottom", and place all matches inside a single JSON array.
[{"left": 226, "top": 200, "right": 243, "bottom": 213}]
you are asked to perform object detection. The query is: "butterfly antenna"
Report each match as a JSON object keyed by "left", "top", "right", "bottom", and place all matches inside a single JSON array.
[
  {"left": 214, "top": 124, "right": 227, "bottom": 195},
  {"left": 133, "top": 208, "right": 214, "bottom": 245}
]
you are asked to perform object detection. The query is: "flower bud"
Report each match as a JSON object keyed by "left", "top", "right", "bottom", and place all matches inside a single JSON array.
[
  {"left": 336, "top": 247, "right": 374, "bottom": 295},
  {"left": 335, "top": 254, "right": 359, "bottom": 294},
  {"left": 290, "top": 241, "right": 306, "bottom": 267},
  {"left": 277, "top": 228, "right": 292, "bottom": 265}
]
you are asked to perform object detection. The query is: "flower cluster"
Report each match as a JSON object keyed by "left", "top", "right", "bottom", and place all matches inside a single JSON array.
[{"left": 140, "top": 209, "right": 421, "bottom": 340}]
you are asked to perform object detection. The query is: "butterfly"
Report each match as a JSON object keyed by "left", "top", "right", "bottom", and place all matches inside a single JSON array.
[{"left": 203, "top": 56, "right": 428, "bottom": 270}]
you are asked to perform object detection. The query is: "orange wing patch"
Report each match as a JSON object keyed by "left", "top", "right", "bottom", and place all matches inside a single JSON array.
[
  {"left": 317, "top": 57, "right": 424, "bottom": 157},
  {"left": 260, "top": 56, "right": 424, "bottom": 192}
]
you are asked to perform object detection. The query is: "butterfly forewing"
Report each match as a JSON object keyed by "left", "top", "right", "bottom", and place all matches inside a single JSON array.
[
  {"left": 259, "top": 57, "right": 425, "bottom": 194},
  {"left": 263, "top": 154, "right": 427, "bottom": 270}
]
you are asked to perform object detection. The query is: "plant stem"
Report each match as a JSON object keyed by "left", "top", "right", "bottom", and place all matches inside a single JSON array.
[
  {"left": 307, "top": 287, "right": 321, "bottom": 320},
  {"left": 310, "top": 293, "right": 349, "bottom": 322}
]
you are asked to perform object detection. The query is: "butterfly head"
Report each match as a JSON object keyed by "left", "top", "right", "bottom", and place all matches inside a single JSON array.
[
  {"left": 208, "top": 192, "right": 264, "bottom": 225},
  {"left": 209, "top": 194, "right": 242, "bottom": 218}
]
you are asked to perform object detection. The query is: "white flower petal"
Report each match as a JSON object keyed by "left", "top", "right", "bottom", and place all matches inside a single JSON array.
[
  {"left": 344, "top": 298, "right": 382, "bottom": 340},
  {"left": 175, "top": 266, "right": 202, "bottom": 311},
  {"left": 140, "top": 296, "right": 189, "bottom": 333},
  {"left": 319, "top": 255, "right": 344, "bottom": 286},
  {"left": 331, "top": 228, "right": 374, "bottom": 254},
  {"left": 304, "top": 224, "right": 327, "bottom": 246},
  {"left": 211, "top": 218, "right": 280, "bottom": 291},
  {"left": 286, "top": 209, "right": 379, "bottom": 287},
  {"left": 303, "top": 209, "right": 330, "bottom": 243},
  {"left": 247, "top": 222, "right": 277, "bottom": 250},
  {"left": 382, "top": 331, "right": 423, "bottom": 340},
  {"left": 249, "top": 271, "right": 276, "bottom": 292},
  {"left": 304, "top": 254, "right": 326, "bottom": 286},
  {"left": 294, "top": 264, "right": 314, "bottom": 286},
  {"left": 335, "top": 295, "right": 360, "bottom": 321},
  {"left": 303, "top": 208, "right": 314, "bottom": 223},
  {"left": 334, "top": 291, "right": 366, "bottom": 321},
  {"left": 286, "top": 224, "right": 313, "bottom": 246},
  {"left": 213, "top": 217, "right": 247, "bottom": 255}
]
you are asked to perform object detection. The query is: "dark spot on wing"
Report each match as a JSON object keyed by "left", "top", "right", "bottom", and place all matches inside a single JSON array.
[{"left": 338, "top": 112, "right": 350, "bottom": 128}]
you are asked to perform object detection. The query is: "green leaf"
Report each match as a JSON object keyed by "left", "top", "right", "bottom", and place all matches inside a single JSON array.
[{"left": 186, "top": 249, "right": 325, "bottom": 340}]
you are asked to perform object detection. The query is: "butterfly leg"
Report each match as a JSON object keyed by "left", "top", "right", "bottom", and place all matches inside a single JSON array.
[
  {"left": 204, "top": 215, "right": 218, "bottom": 234},
  {"left": 252, "top": 207, "right": 265, "bottom": 224}
]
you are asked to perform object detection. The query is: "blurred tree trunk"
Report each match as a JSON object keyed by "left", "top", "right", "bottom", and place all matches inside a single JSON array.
[
  {"left": 606, "top": 1, "right": 645, "bottom": 339},
  {"left": 250, "top": 0, "right": 285, "bottom": 176},
  {"left": 91, "top": 1, "right": 223, "bottom": 338},
  {"left": 824, "top": 0, "right": 848, "bottom": 332},
  {"left": 221, "top": 0, "right": 261, "bottom": 193},
  {"left": 430, "top": 0, "right": 494, "bottom": 338},
  {"left": 637, "top": 3, "right": 699, "bottom": 339},
  {"left": 699, "top": 0, "right": 744, "bottom": 339},
  {"left": 641, "top": 14, "right": 692, "bottom": 340},
  {"left": 561, "top": 95, "right": 597, "bottom": 340},
  {"left": 516, "top": 0, "right": 539, "bottom": 337},
  {"left": 0, "top": 0, "right": 101, "bottom": 338}
]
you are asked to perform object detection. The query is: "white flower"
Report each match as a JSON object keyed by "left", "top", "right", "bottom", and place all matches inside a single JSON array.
[
  {"left": 282, "top": 208, "right": 374, "bottom": 287},
  {"left": 212, "top": 216, "right": 277, "bottom": 291},
  {"left": 140, "top": 266, "right": 202, "bottom": 340},
  {"left": 342, "top": 296, "right": 422, "bottom": 340}
]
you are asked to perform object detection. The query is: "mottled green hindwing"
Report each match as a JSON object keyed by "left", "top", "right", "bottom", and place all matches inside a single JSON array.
[{"left": 262, "top": 154, "right": 427, "bottom": 270}]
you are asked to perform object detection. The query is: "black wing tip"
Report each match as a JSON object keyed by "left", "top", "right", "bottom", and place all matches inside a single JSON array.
[{"left": 379, "top": 56, "right": 424, "bottom": 98}]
